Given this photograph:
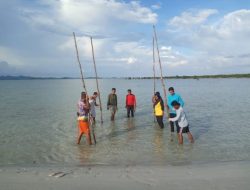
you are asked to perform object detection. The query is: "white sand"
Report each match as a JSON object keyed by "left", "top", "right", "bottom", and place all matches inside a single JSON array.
[{"left": 1, "top": 161, "right": 250, "bottom": 190}]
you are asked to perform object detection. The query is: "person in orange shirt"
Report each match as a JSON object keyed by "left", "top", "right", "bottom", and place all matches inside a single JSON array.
[{"left": 125, "top": 89, "right": 136, "bottom": 118}]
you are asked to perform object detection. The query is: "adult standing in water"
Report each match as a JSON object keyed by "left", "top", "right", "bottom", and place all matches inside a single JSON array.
[
  {"left": 77, "top": 92, "right": 92, "bottom": 145},
  {"left": 153, "top": 92, "right": 165, "bottom": 129},
  {"left": 107, "top": 88, "right": 118, "bottom": 121},
  {"left": 125, "top": 89, "right": 136, "bottom": 118},
  {"left": 167, "top": 87, "right": 184, "bottom": 133}
]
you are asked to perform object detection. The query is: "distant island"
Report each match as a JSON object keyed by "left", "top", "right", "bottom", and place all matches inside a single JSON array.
[{"left": 0, "top": 73, "right": 250, "bottom": 80}]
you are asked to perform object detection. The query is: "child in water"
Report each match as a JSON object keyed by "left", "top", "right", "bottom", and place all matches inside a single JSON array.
[{"left": 169, "top": 101, "right": 194, "bottom": 144}]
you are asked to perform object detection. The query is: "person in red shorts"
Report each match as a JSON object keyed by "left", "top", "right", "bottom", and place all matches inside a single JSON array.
[
  {"left": 77, "top": 92, "right": 92, "bottom": 145},
  {"left": 125, "top": 89, "right": 136, "bottom": 118}
]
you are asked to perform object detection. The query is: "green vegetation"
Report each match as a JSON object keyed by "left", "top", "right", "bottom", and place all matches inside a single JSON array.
[
  {"left": 1, "top": 73, "right": 250, "bottom": 80},
  {"left": 125, "top": 73, "right": 250, "bottom": 80}
]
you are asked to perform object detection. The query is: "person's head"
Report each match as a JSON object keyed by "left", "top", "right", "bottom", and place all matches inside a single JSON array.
[
  {"left": 168, "top": 87, "right": 175, "bottom": 95},
  {"left": 112, "top": 88, "right": 116, "bottom": 94},
  {"left": 93, "top": 92, "right": 98, "bottom": 98},
  {"left": 171, "top": 100, "right": 180, "bottom": 110},
  {"left": 81, "top": 91, "right": 86, "bottom": 99},
  {"left": 127, "top": 89, "right": 131, "bottom": 94},
  {"left": 154, "top": 91, "right": 161, "bottom": 100}
]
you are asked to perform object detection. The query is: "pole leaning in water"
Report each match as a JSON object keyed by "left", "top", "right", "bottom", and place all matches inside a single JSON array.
[
  {"left": 90, "top": 36, "right": 104, "bottom": 123},
  {"left": 153, "top": 25, "right": 170, "bottom": 120},
  {"left": 73, "top": 32, "right": 88, "bottom": 95},
  {"left": 153, "top": 36, "right": 156, "bottom": 122},
  {"left": 73, "top": 32, "right": 96, "bottom": 144}
]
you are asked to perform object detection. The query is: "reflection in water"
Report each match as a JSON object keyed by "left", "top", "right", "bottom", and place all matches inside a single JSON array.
[{"left": 153, "top": 129, "right": 165, "bottom": 161}]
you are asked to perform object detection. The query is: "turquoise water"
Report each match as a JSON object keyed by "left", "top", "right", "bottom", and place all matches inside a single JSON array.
[{"left": 0, "top": 79, "right": 250, "bottom": 166}]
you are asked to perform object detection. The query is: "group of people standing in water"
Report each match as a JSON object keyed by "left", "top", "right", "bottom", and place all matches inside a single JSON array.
[{"left": 76, "top": 87, "right": 193, "bottom": 145}]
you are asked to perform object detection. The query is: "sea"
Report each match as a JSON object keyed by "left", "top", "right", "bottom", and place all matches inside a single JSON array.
[{"left": 0, "top": 78, "right": 250, "bottom": 166}]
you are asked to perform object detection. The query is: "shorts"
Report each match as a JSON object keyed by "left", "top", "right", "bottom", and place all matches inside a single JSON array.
[
  {"left": 109, "top": 105, "right": 117, "bottom": 114},
  {"left": 177, "top": 125, "right": 190, "bottom": 134},
  {"left": 78, "top": 120, "right": 90, "bottom": 134}
]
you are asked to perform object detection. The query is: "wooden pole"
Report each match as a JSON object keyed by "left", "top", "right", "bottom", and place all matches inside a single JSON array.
[
  {"left": 73, "top": 32, "right": 88, "bottom": 95},
  {"left": 153, "top": 37, "right": 156, "bottom": 94},
  {"left": 73, "top": 32, "right": 96, "bottom": 144},
  {"left": 153, "top": 25, "right": 170, "bottom": 119},
  {"left": 90, "top": 36, "right": 104, "bottom": 123},
  {"left": 153, "top": 36, "right": 156, "bottom": 122}
]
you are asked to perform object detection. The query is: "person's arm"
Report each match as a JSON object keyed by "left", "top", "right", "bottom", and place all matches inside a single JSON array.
[
  {"left": 125, "top": 95, "right": 128, "bottom": 108},
  {"left": 115, "top": 94, "right": 118, "bottom": 107},
  {"left": 107, "top": 94, "right": 110, "bottom": 109},
  {"left": 160, "top": 99, "right": 164, "bottom": 111},
  {"left": 169, "top": 109, "right": 181, "bottom": 122},
  {"left": 134, "top": 95, "right": 136, "bottom": 108},
  {"left": 178, "top": 95, "right": 184, "bottom": 107}
]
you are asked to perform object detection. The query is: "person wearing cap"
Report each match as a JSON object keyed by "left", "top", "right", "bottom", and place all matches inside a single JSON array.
[
  {"left": 167, "top": 87, "right": 184, "bottom": 133},
  {"left": 153, "top": 92, "right": 165, "bottom": 129},
  {"left": 125, "top": 89, "right": 136, "bottom": 118},
  {"left": 77, "top": 92, "right": 92, "bottom": 145},
  {"left": 107, "top": 88, "right": 118, "bottom": 121}
]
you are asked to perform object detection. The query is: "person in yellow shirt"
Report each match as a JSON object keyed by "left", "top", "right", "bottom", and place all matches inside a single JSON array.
[{"left": 153, "top": 92, "right": 164, "bottom": 129}]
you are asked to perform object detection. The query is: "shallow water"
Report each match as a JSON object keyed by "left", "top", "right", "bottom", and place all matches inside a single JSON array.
[{"left": 0, "top": 78, "right": 250, "bottom": 166}]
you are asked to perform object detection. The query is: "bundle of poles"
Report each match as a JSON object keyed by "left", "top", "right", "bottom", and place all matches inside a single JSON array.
[
  {"left": 152, "top": 25, "right": 170, "bottom": 121},
  {"left": 73, "top": 32, "right": 104, "bottom": 144}
]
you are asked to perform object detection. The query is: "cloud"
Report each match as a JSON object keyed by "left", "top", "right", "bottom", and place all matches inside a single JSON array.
[
  {"left": 151, "top": 4, "right": 161, "bottom": 10},
  {"left": 21, "top": 0, "right": 157, "bottom": 36},
  {"left": 166, "top": 9, "right": 250, "bottom": 74},
  {"left": 169, "top": 9, "right": 218, "bottom": 28}
]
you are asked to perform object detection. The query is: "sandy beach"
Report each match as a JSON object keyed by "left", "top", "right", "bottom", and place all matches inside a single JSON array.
[{"left": 1, "top": 161, "right": 249, "bottom": 190}]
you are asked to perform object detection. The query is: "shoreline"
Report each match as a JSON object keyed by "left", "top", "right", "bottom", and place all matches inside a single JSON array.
[{"left": 1, "top": 160, "right": 250, "bottom": 190}]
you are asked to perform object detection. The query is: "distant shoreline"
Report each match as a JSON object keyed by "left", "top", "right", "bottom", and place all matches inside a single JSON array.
[{"left": 0, "top": 73, "right": 250, "bottom": 80}]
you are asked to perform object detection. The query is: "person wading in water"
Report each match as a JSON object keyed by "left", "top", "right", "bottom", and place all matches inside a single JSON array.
[
  {"left": 107, "top": 88, "right": 118, "bottom": 121},
  {"left": 125, "top": 89, "right": 136, "bottom": 118},
  {"left": 153, "top": 92, "right": 165, "bottom": 129}
]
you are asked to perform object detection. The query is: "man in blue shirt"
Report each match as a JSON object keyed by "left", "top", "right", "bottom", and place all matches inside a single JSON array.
[{"left": 167, "top": 87, "right": 184, "bottom": 133}]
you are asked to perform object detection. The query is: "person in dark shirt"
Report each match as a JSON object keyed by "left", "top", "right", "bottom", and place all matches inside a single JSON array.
[{"left": 107, "top": 88, "right": 118, "bottom": 121}]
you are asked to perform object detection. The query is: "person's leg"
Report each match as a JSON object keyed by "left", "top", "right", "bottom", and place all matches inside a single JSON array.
[
  {"left": 112, "top": 106, "right": 117, "bottom": 121},
  {"left": 187, "top": 132, "right": 194, "bottom": 143},
  {"left": 131, "top": 106, "right": 134, "bottom": 117},
  {"left": 156, "top": 116, "right": 164, "bottom": 129},
  {"left": 77, "top": 133, "right": 83, "bottom": 144},
  {"left": 169, "top": 113, "right": 176, "bottom": 132},
  {"left": 178, "top": 133, "right": 183, "bottom": 144},
  {"left": 86, "top": 132, "right": 92, "bottom": 145},
  {"left": 127, "top": 106, "right": 130, "bottom": 117},
  {"left": 111, "top": 106, "right": 115, "bottom": 121},
  {"left": 175, "top": 121, "right": 180, "bottom": 134}
]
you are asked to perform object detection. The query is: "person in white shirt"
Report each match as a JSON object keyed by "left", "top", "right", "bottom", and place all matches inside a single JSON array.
[
  {"left": 169, "top": 101, "right": 194, "bottom": 144},
  {"left": 89, "top": 92, "right": 99, "bottom": 124}
]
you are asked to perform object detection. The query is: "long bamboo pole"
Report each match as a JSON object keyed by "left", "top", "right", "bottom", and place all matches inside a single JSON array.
[
  {"left": 153, "top": 37, "right": 156, "bottom": 94},
  {"left": 73, "top": 32, "right": 88, "bottom": 95},
  {"left": 90, "top": 36, "right": 104, "bottom": 123},
  {"left": 153, "top": 25, "right": 170, "bottom": 119},
  {"left": 73, "top": 32, "right": 96, "bottom": 144},
  {"left": 153, "top": 37, "right": 156, "bottom": 122}
]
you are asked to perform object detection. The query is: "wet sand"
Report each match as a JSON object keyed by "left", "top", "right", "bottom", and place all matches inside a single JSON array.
[{"left": 1, "top": 161, "right": 249, "bottom": 190}]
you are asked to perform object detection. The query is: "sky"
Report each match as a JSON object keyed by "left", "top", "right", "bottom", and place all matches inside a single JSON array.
[{"left": 0, "top": 0, "right": 250, "bottom": 77}]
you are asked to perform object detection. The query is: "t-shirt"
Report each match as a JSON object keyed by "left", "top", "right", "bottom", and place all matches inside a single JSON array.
[
  {"left": 154, "top": 99, "right": 164, "bottom": 116},
  {"left": 77, "top": 99, "right": 89, "bottom": 116},
  {"left": 167, "top": 93, "right": 184, "bottom": 114},
  {"left": 107, "top": 94, "right": 117, "bottom": 106},
  {"left": 89, "top": 99, "right": 96, "bottom": 117},
  {"left": 126, "top": 94, "right": 136, "bottom": 106},
  {"left": 169, "top": 107, "right": 188, "bottom": 128}
]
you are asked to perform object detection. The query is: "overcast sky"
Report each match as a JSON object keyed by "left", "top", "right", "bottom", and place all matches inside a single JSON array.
[{"left": 0, "top": 0, "right": 250, "bottom": 77}]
